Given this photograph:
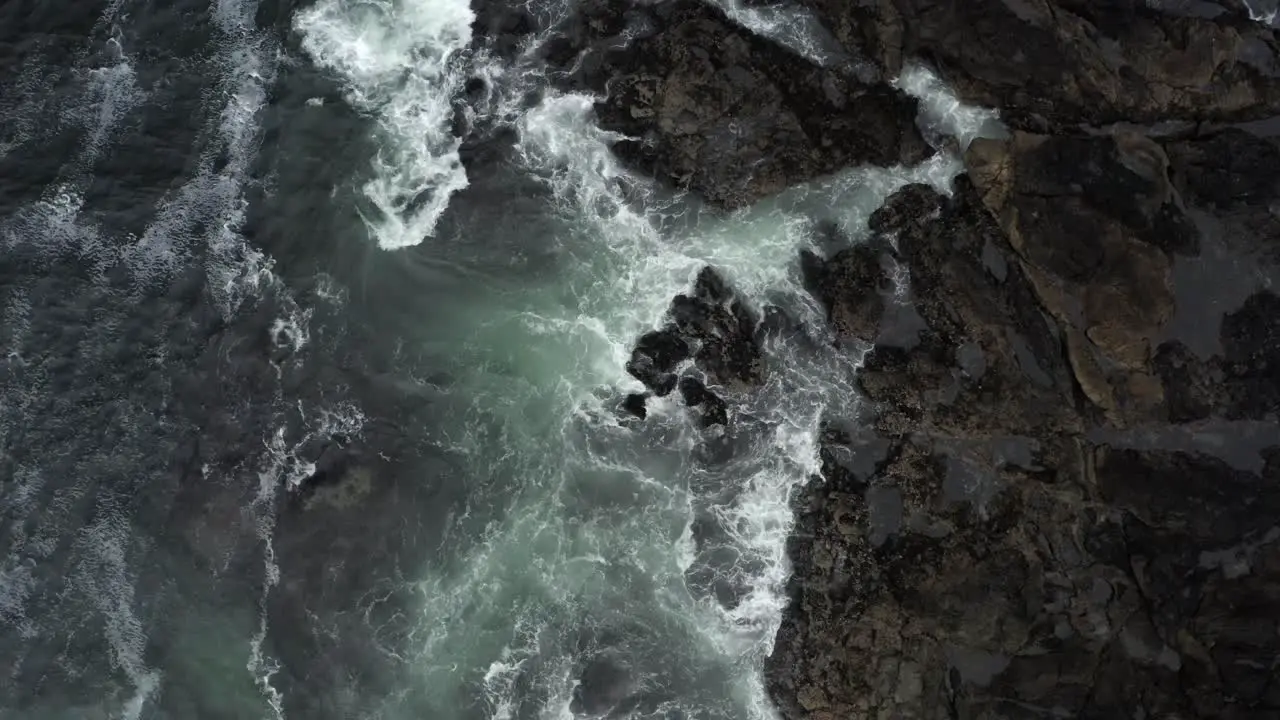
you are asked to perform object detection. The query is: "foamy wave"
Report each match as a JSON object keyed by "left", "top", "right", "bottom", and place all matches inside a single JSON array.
[
  {"left": 894, "top": 61, "right": 1006, "bottom": 149},
  {"left": 714, "top": 0, "right": 849, "bottom": 68},
  {"left": 295, "top": 0, "right": 476, "bottom": 250},
  {"left": 498, "top": 61, "right": 998, "bottom": 715},
  {"left": 1240, "top": 0, "right": 1279, "bottom": 24}
]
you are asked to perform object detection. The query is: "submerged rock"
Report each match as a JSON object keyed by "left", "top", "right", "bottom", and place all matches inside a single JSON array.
[{"left": 544, "top": 0, "right": 930, "bottom": 208}]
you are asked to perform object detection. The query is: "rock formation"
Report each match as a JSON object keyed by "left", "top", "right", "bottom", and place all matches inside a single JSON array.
[
  {"left": 801, "top": 0, "right": 1280, "bottom": 131},
  {"left": 625, "top": 266, "right": 762, "bottom": 426},
  {"left": 543, "top": 0, "right": 931, "bottom": 207},
  {"left": 770, "top": 172, "right": 1280, "bottom": 718},
  {"left": 561, "top": 0, "right": 1280, "bottom": 715}
]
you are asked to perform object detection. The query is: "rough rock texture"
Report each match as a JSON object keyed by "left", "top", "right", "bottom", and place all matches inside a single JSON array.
[
  {"left": 544, "top": 0, "right": 930, "bottom": 208},
  {"left": 1166, "top": 127, "right": 1280, "bottom": 269},
  {"left": 768, "top": 176, "right": 1280, "bottom": 719},
  {"left": 1156, "top": 128, "right": 1280, "bottom": 424},
  {"left": 800, "top": 235, "right": 894, "bottom": 346},
  {"left": 574, "top": 0, "right": 1280, "bottom": 715},
  {"left": 965, "top": 130, "right": 1201, "bottom": 426},
  {"left": 625, "top": 266, "right": 762, "bottom": 426},
  {"left": 801, "top": 0, "right": 1280, "bottom": 131}
]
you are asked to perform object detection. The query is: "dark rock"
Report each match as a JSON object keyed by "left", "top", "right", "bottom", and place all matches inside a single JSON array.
[
  {"left": 1152, "top": 339, "right": 1222, "bottom": 422},
  {"left": 767, "top": 180, "right": 1280, "bottom": 720},
  {"left": 625, "top": 267, "right": 761, "bottom": 427},
  {"left": 1169, "top": 128, "right": 1280, "bottom": 208},
  {"left": 801, "top": 0, "right": 1280, "bottom": 131},
  {"left": 1221, "top": 290, "right": 1280, "bottom": 420},
  {"left": 535, "top": 0, "right": 1280, "bottom": 713},
  {"left": 545, "top": 0, "right": 930, "bottom": 208},
  {"left": 671, "top": 266, "right": 764, "bottom": 391},
  {"left": 626, "top": 328, "right": 690, "bottom": 397},
  {"left": 967, "top": 131, "right": 1201, "bottom": 425},
  {"left": 469, "top": 0, "right": 535, "bottom": 59},
  {"left": 621, "top": 392, "right": 648, "bottom": 420},
  {"left": 1166, "top": 128, "right": 1280, "bottom": 266},
  {"left": 678, "top": 376, "right": 729, "bottom": 428},
  {"left": 801, "top": 242, "right": 890, "bottom": 345},
  {"left": 855, "top": 182, "right": 1081, "bottom": 439}
]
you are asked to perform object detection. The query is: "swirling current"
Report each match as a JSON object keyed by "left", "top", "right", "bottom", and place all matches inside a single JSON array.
[{"left": 0, "top": 0, "right": 1003, "bottom": 717}]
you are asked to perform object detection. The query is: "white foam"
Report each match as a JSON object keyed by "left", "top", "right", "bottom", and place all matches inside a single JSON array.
[
  {"left": 75, "top": 518, "right": 162, "bottom": 720},
  {"left": 894, "top": 61, "right": 1006, "bottom": 150},
  {"left": 1242, "top": 0, "right": 1280, "bottom": 24},
  {"left": 78, "top": 51, "right": 143, "bottom": 158},
  {"left": 295, "top": 0, "right": 476, "bottom": 250},
  {"left": 270, "top": 305, "right": 313, "bottom": 354},
  {"left": 245, "top": 403, "right": 367, "bottom": 717},
  {"left": 118, "top": 0, "right": 277, "bottom": 318},
  {"left": 480, "top": 617, "right": 537, "bottom": 720},
  {"left": 714, "top": 0, "right": 847, "bottom": 68},
  {"left": 498, "top": 61, "right": 997, "bottom": 715},
  {"left": 323, "top": 7, "right": 1003, "bottom": 714},
  {"left": 248, "top": 437, "right": 286, "bottom": 720}
]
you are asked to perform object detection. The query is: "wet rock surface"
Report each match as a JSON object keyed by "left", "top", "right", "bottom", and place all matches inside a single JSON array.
[
  {"left": 625, "top": 266, "right": 762, "bottom": 426},
  {"left": 802, "top": 0, "right": 1280, "bottom": 131},
  {"left": 770, "top": 176, "right": 1280, "bottom": 719},
  {"left": 542, "top": 0, "right": 930, "bottom": 208},
  {"left": 587, "top": 0, "right": 1280, "bottom": 716}
]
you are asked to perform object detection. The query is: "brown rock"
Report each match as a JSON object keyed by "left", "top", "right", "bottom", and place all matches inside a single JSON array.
[{"left": 965, "top": 131, "right": 1196, "bottom": 424}]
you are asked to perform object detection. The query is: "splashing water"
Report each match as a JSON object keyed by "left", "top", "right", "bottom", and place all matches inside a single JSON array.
[{"left": 295, "top": 0, "right": 477, "bottom": 249}]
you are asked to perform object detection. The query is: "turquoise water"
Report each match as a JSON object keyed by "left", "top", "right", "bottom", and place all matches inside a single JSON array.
[{"left": 0, "top": 0, "right": 1000, "bottom": 716}]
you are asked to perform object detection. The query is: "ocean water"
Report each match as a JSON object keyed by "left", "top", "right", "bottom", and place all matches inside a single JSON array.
[{"left": 0, "top": 0, "right": 998, "bottom": 718}]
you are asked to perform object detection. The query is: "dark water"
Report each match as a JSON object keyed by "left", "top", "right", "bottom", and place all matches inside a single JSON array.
[
  {"left": 1, "top": 0, "right": 425, "bottom": 715},
  {"left": 1, "top": 0, "right": 989, "bottom": 717}
]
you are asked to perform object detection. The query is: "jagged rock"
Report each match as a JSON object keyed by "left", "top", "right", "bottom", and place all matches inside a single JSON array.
[
  {"left": 850, "top": 182, "right": 1082, "bottom": 439},
  {"left": 669, "top": 267, "right": 763, "bottom": 390},
  {"left": 1221, "top": 290, "right": 1280, "bottom": 420},
  {"left": 469, "top": 0, "right": 535, "bottom": 59},
  {"left": 625, "top": 267, "right": 762, "bottom": 426},
  {"left": 677, "top": 376, "right": 729, "bottom": 428},
  {"left": 800, "top": 238, "right": 892, "bottom": 345},
  {"left": 965, "top": 131, "right": 1202, "bottom": 425},
  {"left": 768, "top": 179, "right": 1280, "bottom": 720},
  {"left": 1166, "top": 128, "right": 1280, "bottom": 264},
  {"left": 801, "top": 0, "right": 1280, "bottom": 131},
  {"left": 627, "top": 328, "right": 690, "bottom": 397},
  {"left": 544, "top": 0, "right": 930, "bottom": 208},
  {"left": 621, "top": 392, "right": 649, "bottom": 420},
  {"left": 1168, "top": 128, "right": 1280, "bottom": 210},
  {"left": 531, "top": 0, "right": 1280, "bottom": 714},
  {"left": 1151, "top": 290, "right": 1280, "bottom": 423}
]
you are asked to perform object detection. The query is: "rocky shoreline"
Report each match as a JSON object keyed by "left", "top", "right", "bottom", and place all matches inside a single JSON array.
[{"left": 524, "top": 0, "right": 1280, "bottom": 716}]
